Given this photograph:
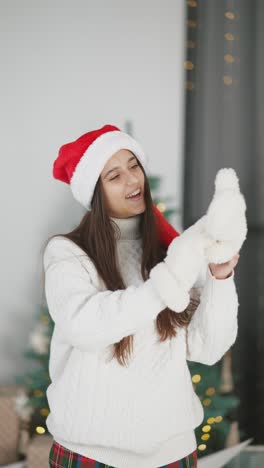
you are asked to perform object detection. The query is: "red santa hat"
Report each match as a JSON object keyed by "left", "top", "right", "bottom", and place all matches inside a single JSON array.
[{"left": 53, "top": 124, "right": 179, "bottom": 248}]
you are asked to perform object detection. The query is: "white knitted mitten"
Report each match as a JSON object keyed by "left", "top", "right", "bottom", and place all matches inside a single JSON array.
[
  {"left": 204, "top": 167, "right": 247, "bottom": 264},
  {"left": 149, "top": 167, "right": 247, "bottom": 313},
  {"left": 150, "top": 215, "right": 212, "bottom": 312}
]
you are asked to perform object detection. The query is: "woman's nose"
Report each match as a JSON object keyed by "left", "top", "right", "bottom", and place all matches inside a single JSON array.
[{"left": 126, "top": 173, "right": 138, "bottom": 184}]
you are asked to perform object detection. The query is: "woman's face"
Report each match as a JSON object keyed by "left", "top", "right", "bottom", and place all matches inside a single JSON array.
[{"left": 100, "top": 149, "right": 146, "bottom": 218}]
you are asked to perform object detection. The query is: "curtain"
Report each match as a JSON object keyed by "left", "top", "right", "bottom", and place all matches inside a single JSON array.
[{"left": 183, "top": 0, "right": 264, "bottom": 443}]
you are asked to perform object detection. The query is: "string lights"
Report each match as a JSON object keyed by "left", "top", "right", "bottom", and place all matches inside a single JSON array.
[
  {"left": 185, "top": 0, "right": 239, "bottom": 92},
  {"left": 185, "top": 0, "right": 240, "bottom": 454},
  {"left": 223, "top": 0, "right": 239, "bottom": 87},
  {"left": 191, "top": 370, "right": 225, "bottom": 453},
  {"left": 185, "top": 0, "right": 198, "bottom": 92}
]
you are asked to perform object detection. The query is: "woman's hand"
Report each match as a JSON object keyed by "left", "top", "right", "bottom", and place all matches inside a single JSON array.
[{"left": 209, "top": 253, "right": 240, "bottom": 279}]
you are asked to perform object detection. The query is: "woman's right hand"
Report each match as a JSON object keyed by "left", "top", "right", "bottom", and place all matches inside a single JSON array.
[{"left": 149, "top": 215, "right": 212, "bottom": 313}]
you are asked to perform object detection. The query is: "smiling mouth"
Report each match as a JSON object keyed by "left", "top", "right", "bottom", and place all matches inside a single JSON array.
[{"left": 125, "top": 189, "right": 143, "bottom": 201}]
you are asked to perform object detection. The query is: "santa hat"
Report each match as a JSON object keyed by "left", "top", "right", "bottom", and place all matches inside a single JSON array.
[
  {"left": 53, "top": 124, "right": 179, "bottom": 248},
  {"left": 153, "top": 203, "right": 180, "bottom": 247}
]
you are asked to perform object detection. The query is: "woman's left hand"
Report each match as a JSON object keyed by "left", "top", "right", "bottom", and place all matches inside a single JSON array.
[{"left": 209, "top": 253, "right": 240, "bottom": 280}]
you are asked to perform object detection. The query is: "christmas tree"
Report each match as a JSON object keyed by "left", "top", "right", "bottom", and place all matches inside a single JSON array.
[
  {"left": 15, "top": 304, "right": 52, "bottom": 439},
  {"left": 188, "top": 356, "right": 242, "bottom": 458}
]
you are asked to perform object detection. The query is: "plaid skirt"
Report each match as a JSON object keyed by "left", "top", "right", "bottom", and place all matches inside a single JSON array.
[{"left": 49, "top": 440, "right": 197, "bottom": 467}]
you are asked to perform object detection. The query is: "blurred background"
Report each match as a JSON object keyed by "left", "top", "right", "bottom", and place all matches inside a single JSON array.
[{"left": 0, "top": 1, "right": 263, "bottom": 467}]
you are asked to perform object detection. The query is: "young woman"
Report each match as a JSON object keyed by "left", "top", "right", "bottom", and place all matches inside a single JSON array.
[{"left": 43, "top": 124, "right": 244, "bottom": 468}]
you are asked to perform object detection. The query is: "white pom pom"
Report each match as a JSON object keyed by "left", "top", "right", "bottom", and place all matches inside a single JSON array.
[{"left": 215, "top": 168, "right": 240, "bottom": 193}]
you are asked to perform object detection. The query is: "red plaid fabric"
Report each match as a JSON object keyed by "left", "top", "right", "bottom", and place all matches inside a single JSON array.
[{"left": 49, "top": 440, "right": 197, "bottom": 467}]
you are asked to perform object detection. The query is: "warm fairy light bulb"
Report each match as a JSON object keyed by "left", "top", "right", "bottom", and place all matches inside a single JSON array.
[
  {"left": 202, "top": 425, "right": 211, "bottom": 433},
  {"left": 198, "top": 444, "right": 207, "bottom": 451},
  {"left": 192, "top": 374, "right": 201, "bottom": 383},
  {"left": 201, "top": 434, "right": 210, "bottom": 441},
  {"left": 223, "top": 75, "right": 233, "bottom": 85},
  {"left": 215, "top": 416, "right": 223, "bottom": 423},
  {"left": 225, "top": 11, "right": 235, "bottom": 20},
  {"left": 187, "top": 19, "right": 197, "bottom": 28},
  {"left": 224, "top": 54, "right": 235, "bottom": 63},
  {"left": 225, "top": 32, "right": 235, "bottom": 41},
  {"left": 36, "top": 426, "right": 46, "bottom": 434},
  {"left": 184, "top": 60, "right": 194, "bottom": 70},
  {"left": 156, "top": 202, "right": 166, "bottom": 212},
  {"left": 206, "top": 387, "right": 216, "bottom": 396},
  {"left": 40, "top": 408, "right": 49, "bottom": 416},
  {"left": 187, "top": 0, "right": 198, "bottom": 7},
  {"left": 34, "top": 389, "right": 43, "bottom": 397},
  {"left": 202, "top": 398, "right": 212, "bottom": 406},
  {"left": 207, "top": 417, "right": 215, "bottom": 424}
]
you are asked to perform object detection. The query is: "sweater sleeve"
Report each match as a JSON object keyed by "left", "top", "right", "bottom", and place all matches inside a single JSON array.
[
  {"left": 185, "top": 265, "right": 239, "bottom": 365},
  {"left": 43, "top": 237, "right": 166, "bottom": 352}
]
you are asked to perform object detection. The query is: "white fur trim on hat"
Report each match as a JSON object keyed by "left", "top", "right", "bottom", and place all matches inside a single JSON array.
[{"left": 70, "top": 130, "right": 148, "bottom": 210}]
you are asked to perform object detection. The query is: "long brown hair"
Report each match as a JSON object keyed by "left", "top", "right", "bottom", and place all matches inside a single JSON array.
[{"left": 42, "top": 157, "right": 199, "bottom": 366}]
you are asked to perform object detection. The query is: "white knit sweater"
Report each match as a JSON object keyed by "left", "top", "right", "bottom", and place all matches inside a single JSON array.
[{"left": 43, "top": 214, "right": 239, "bottom": 468}]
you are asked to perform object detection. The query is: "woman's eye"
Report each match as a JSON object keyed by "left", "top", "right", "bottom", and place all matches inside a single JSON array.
[{"left": 110, "top": 165, "right": 138, "bottom": 181}]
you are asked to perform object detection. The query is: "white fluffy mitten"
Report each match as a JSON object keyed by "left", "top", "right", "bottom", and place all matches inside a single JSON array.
[
  {"left": 149, "top": 215, "right": 211, "bottom": 312},
  {"left": 149, "top": 167, "right": 247, "bottom": 313},
  {"left": 204, "top": 167, "right": 247, "bottom": 263}
]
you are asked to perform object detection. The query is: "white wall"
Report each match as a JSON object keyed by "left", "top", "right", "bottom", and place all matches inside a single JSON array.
[{"left": 0, "top": 0, "right": 186, "bottom": 383}]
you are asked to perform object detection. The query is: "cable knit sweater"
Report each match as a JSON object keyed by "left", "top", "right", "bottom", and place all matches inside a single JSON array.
[{"left": 43, "top": 214, "right": 239, "bottom": 468}]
